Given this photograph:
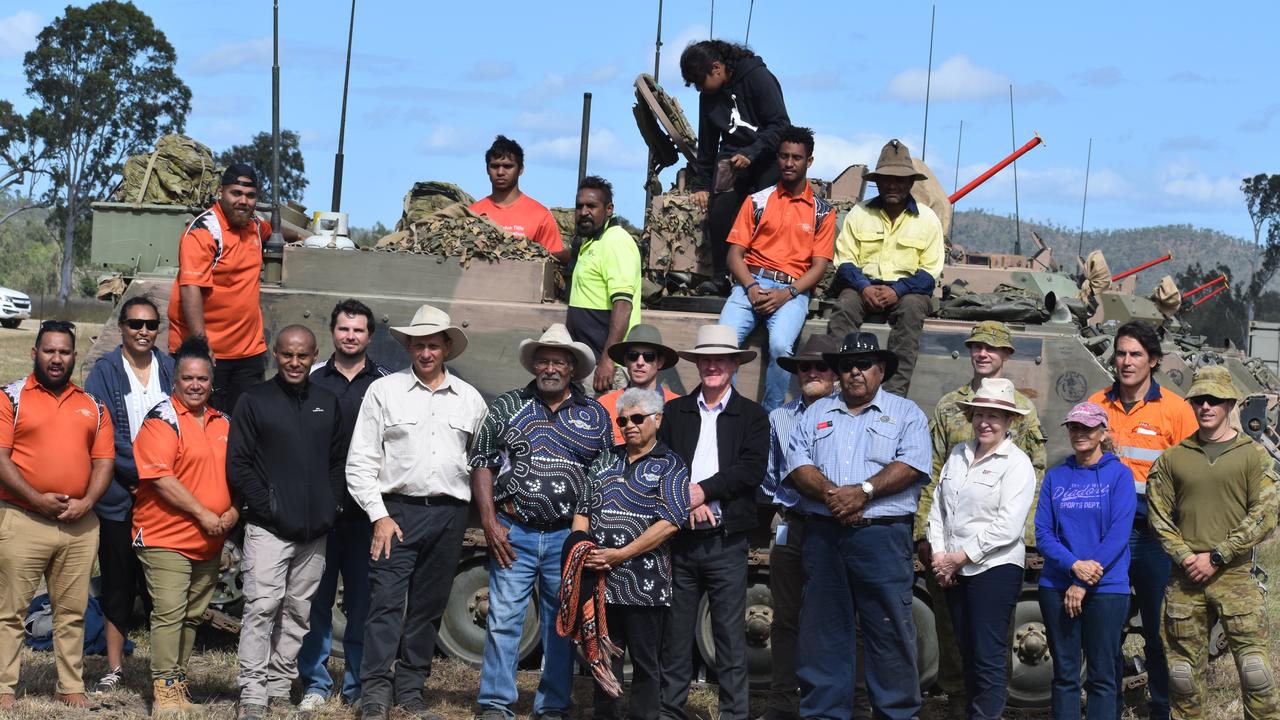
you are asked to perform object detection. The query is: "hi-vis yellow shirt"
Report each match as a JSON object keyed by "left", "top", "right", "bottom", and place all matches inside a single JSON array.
[{"left": 833, "top": 199, "right": 944, "bottom": 282}]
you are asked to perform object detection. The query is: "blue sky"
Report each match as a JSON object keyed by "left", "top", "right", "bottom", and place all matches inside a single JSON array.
[{"left": 1, "top": 1, "right": 1276, "bottom": 244}]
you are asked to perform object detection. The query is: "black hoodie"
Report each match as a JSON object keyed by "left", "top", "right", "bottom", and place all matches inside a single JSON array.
[
  {"left": 691, "top": 54, "right": 791, "bottom": 192},
  {"left": 227, "top": 374, "right": 347, "bottom": 542}
]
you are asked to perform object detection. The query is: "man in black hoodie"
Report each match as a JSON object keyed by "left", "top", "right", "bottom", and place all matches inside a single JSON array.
[
  {"left": 227, "top": 325, "right": 346, "bottom": 720},
  {"left": 680, "top": 39, "right": 790, "bottom": 296}
]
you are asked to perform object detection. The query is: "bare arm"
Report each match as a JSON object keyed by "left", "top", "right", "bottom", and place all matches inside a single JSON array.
[
  {"left": 789, "top": 464, "right": 837, "bottom": 503},
  {"left": 151, "top": 475, "right": 223, "bottom": 534},
  {"left": 572, "top": 513, "right": 590, "bottom": 533},
  {"left": 593, "top": 298, "right": 633, "bottom": 393},
  {"left": 586, "top": 519, "right": 680, "bottom": 571},
  {"left": 471, "top": 465, "right": 515, "bottom": 567},
  {"left": 179, "top": 285, "right": 207, "bottom": 341},
  {"left": 792, "top": 257, "right": 830, "bottom": 295}
]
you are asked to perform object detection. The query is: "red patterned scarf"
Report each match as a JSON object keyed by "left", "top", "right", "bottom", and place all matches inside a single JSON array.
[{"left": 556, "top": 532, "right": 622, "bottom": 697}]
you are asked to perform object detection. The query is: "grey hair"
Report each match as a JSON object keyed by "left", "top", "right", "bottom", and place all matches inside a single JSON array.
[{"left": 617, "top": 387, "right": 665, "bottom": 416}]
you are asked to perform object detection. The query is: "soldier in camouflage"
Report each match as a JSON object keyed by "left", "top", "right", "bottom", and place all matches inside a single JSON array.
[
  {"left": 1147, "top": 365, "right": 1280, "bottom": 720},
  {"left": 913, "top": 320, "right": 1046, "bottom": 717}
]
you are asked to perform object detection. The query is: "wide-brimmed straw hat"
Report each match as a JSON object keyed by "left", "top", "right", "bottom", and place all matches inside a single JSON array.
[
  {"left": 677, "top": 325, "right": 757, "bottom": 364},
  {"left": 1186, "top": 365, "right": 1242, "bottom": 401},
  {"left": 863, "top": 139, "right": 927, "bottom": 182},
  {"left": 777, "top": 334, "right": 841, "bottom": 374},
  {"left": 606, "top": 324, "right": 679, "bottom": 369},
  {"left": 958, "top": 378, "right": 1031, "bottom": 416},
  {"left": 518, "top": 324, "right": 596, "bottom": 382},
  {"left": 389, "top": 305, "right": 468, "bottom": 360},
  {"left": 821, "top": 331, "right": 899, "bottom": 380}
]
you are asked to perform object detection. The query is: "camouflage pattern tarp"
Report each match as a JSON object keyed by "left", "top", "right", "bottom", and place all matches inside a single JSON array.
[
  {"left": 938, "top": 283, "right": 1049, "bottom": 323},
  {"left": 377, "top": 202, "right": 549, "bottom": 268},
  {"left": 114, "top": 134, "right": 220, "bottom": 207},
  {"left": 644, "top": 193, "right": 708, "bottom": 277},
  {"left": 396, "top": 181, "right": 477, "bottom": 230}
]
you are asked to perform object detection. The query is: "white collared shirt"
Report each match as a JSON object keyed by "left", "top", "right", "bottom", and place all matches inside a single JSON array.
[
  {"left": 122, "top": 354, "right": 166, "bottom": 440},
  {"left": 926, "top": 435, "right": 1036, "bottom": 575},
  {"left": 345, "top": 368, "right": 488, "bottom": 522},
  {"left": 690, "top": 386, "right": 731, "bottom": 524}
]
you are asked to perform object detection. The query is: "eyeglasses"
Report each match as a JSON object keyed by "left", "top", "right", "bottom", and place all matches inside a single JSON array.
[
  {"left": 837, "top": 357, "right": 877, "bottom": 374},
  {"left": 615, "top": 412, "right": 656, "bottom": 428},
  {"left": 39, "top": 319, "right": 75, "bottom": 335},
  {"left": 533, "top": 357, "right": 571, "bottom": 369},
  {"left": 625, "top": 351, "right": 657, "bottom": 363},
  {"left": 795, "top": 361, "right": 829, "bottom": 373},
  {"left": 1188, "top": 395, "right": 1229, "bottom": 408},
  {"left": 123, "top": 319, "right": 160, "bottom": 331}
]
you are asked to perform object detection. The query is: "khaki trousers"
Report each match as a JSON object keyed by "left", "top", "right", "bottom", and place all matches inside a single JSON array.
[
  {"left": 0, "top": 503, "right": 99, "bottom": 695},
  {"left": 236, "top": 523, "right": 326, "bottom": 705},
  {"left": 137, "top": 548, "right": 220, "bottom": 681}
]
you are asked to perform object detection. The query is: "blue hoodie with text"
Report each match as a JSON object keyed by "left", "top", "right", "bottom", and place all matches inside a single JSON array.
[{"left": 1035, "top": 452, "right": 1136, "bottom": 594}]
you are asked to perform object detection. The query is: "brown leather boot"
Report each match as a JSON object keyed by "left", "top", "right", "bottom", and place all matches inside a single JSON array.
[
  {"left": 176, "top": 675, "right": 202, "bottom": 710},
  {"left": 151, "top": 679, "right": 183, "bottom": 717}
]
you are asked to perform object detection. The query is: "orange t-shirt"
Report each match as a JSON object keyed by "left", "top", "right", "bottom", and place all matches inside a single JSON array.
[
  {"left": 0, "top": 375, "right": 114, "bottom": 510},
  {"left": 167, "top": 203, "right": 270, "bottom": 360},
  {"left": 726, "top": 182, "right": 835, "bottom": 280},
  {"left": 132, "top": 397, "right": 232, "bottom": 561},
  {"left": 469, "top": 194, "right": 565, "bottom": 253},
  {"left": 597, "top": 386, "right": 681, "bottom": 445}
]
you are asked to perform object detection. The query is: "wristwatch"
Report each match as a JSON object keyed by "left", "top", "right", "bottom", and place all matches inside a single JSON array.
[
  {"left": 787, "top": 285, "right": 799, "bottom": 298},
  {"left": 1209, "top": 549, "right": 1225, "bottom": 567},
  {"left": 860, "top": 481, "right": 875, "bottom": 499}
]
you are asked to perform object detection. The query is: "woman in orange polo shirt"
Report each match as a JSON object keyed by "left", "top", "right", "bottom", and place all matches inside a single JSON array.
[{"left": 131, "top": 337, "right": 237, "bottom": 715}]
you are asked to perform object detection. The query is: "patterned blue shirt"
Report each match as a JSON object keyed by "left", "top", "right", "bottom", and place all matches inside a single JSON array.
[
  {"left": 765, "top": 398, "right": 806, "bottom": 508},
  {"left": 784, "top": 387, "right": 931, "bottom": 519},
  {"left": 578, "top": 441, "right": 690, "bottom": 606},
  {"left": 469, "top": 382, "right": 612, "bottom": 525}
]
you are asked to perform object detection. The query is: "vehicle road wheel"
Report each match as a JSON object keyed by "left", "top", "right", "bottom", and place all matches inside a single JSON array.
[
  {"left": 437, "top": 561, "right": 540, "bottom": 667},
  {"left": 912, "top": 593, "right": 940, "bottom": 690},
  {"left": 0, "top": 319, "right": 19, "bottom": 329},
  {"left": 1007, "top": 595, "right": 1053, "bottom": 708},
  {"left": 695, "top": 579, "right": 775, "bottom": 689}
]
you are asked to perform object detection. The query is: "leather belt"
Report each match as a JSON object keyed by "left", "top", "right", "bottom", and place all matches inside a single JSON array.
[
  {"left": 382, "top": 492, "right": 467, "bottom": 507},
  {"left": 746, "top": 264, "right": 796, "bottom": 285},
  {"left": 807, "top": 513, "right": 913, "bottom": 528}
]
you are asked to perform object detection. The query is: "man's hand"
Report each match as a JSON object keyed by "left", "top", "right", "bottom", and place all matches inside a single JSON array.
[
  {"left": 1071, "top": 559, "right": 1105, "bottom": 586},
  {"left": 57, "top": 496, "right": 92, "bottom": 524},
  {"left": 1183, "top": 552, "right": 1217, "bottom": 584},
  {"left": 195, "top": 509, "right": 224, "bottom": 536},
  {"left": 1064, "top": 585, "right": 1087, "bottom": 618},
  {"left": 584, "top": 547, "right": 626, "bottom": 572},
  {"left": 217, "top": 508, "right": 240, "bottom": 535},
  {"left": 483, "top": 520, "right": 517, "bottom": 568},
  {"left": 880, "top": 286, "right": 899, "bottom": 306},
  {"left": 371, "top": 516, "right": 405, "bottom": 561},
  {"left": 689, "top": 482, "right": 706, "bottom": 509},
  {"left": 691, "top": 191, "right": 710, "bottom": 211},
  {"left": 826, "top": 485, "right": 867, "bottom": 521},
  {"left": 915, "top": 539, "right": 933, "bottom": 570},
  {"left": 32, "top": 492, "right": 70, "bottom": 520},
  {"left": 753, "top": 288, "right": 789, "bottom": 316},
  {"left": 689, "top": 505, "right": 718, "bottom": 527},
  {"left": 593, "top": 361, "right": 615, "bottom": 394},
  {"left": 861, "top": 286, "right": 888, "bottom": 311},
  {"left": 729, "top": 153, "right": 751, "bottom": 170}
]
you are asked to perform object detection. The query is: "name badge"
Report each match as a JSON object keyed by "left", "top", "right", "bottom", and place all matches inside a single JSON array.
[{"left": 816, "top": 421, "right": 833, "bottom": 430}]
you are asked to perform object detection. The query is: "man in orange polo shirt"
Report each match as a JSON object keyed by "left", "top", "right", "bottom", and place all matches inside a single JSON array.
[
  {"left": 0, "top": 320, "right": 115, "bottom": 710},
  {"left": 596, "top": 324, "right": 682, "bottom": 444},
  {"left": 718, "top": 125, "right": 834, "bottom": 411},
  {"left": 168, "top": 163, "right": 283, "bottom": 414},
  {"left": 1088, "top": 320, "right": 1197, "bottom": 720},
  {"left": 468, "top": 135, "right": 569, "bottom": 263}
]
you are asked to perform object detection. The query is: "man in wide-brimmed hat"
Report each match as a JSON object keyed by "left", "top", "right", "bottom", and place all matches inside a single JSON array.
[
  {"left": 826, "top": 139, "right": 944, "bottom": 397},
  {"left": 597, "top": 324, "right": 682, "bottom": 445},
  {"left": 784, "top": 331, "right": 932, "bottom": 719},
  {"left": 345, "top": 304, "right": 488, "bottom": 720},
  {"left": 469, "top": 324, "right": 612, "bottom": 720},
  {"left": 656, "top": 324, "right": 770, "bottom": 720}
]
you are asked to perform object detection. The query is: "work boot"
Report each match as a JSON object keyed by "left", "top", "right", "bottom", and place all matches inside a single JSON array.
[
  {"left": 175, "top": 674, "right": 202, "bottom": 711},
  {"left": 152, "top": 679, "right": 183, "bottom": 718},
  {"left": 360, "top": 702, "right": 388, "bottom": 720},
  {"left": 399, "top": 697, "right": 442, "bottom": 720},
  {"left": 239, "top": 701, "right": 269, "bottom": 720},
  {"left": 55, "top": 693, "right": 89, "bottom": 708}
]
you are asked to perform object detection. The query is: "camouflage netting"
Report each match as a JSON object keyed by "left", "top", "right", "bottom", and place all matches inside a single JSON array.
[
  {"left": 550, "top": 207, "right": 575, "bottom": 249},
  {"left": 396, "top": 182, "right": 477, "bottom": 229},
  {"left": 377, "top": 202, "right": 549, "bottom": 268},
  {"left": 114, "top": 134, "right": 221, "bottom": 206}
]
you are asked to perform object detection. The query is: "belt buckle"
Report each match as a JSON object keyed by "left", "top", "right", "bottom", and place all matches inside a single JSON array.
[{"left": 849, "top": 517, "right": 872, "bottom": 528}]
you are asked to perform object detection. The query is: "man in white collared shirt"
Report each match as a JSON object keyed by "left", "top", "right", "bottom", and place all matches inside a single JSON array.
[{"left": 344, "top": 305, "right": 486, "bottom": 720}]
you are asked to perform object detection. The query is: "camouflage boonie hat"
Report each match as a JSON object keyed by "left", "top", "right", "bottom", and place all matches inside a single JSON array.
[
  {"left": 1186, "top": 365, "right": 1241, "bottom": 401},
  {"left": 965, "top": 321, "right": 1014, "bottom": 351}
]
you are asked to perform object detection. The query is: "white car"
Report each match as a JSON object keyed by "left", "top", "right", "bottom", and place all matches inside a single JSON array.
[{"left": 0, "top": 286, "right": 31, "bottom": 329}]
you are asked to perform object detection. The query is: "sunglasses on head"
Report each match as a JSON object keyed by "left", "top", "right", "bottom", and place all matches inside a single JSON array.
[
  {"left": 837, "top": 356, "right": 877, "bottom": 374},
  {"left": 1188, "top": 395, "right": 1229, "bottom": 408},
  {"left": 124, "top": 318, "right": 160, "bottom": 331},
  {"left": 615, "top": 412, "right": 656, "bottom": 428},
  {"left": 39, "top": 319, "right": 75, "bottom": 335},
  {"left": 795, "top": 361, "right": 829, "bottom": 373},
  {"left": 625, "top": 350, "right": 657, "bottom": 363}
]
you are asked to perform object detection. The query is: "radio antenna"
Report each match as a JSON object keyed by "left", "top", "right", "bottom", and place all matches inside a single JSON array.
[
  {"left": 921, "top": 5, "right": 936, "bottom": 162},
  {"left": 1009, "top": 84, "right": 1021, "bottom": 256}
]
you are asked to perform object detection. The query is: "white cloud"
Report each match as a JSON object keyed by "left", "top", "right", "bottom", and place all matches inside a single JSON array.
[
  {"left": 418, "top": 125, "right": 482, "bottom": 155},
  {"left": 584, "top": 64, "right": 620, "bottom": 84},
  {"left": 810, "top": 133, "right": 893, "bottom": 180},
  {"left": 0, "top": 10, "right": 39, "bottom": 58},
  {"left": 189, "top": 37, "right": 272, "bottom": 75},
  {"left": 883, "top": 55, "right": 1009, "bottom": 103},
  {"left": 1073, "top": 66, "right": 1124, "bottom": 87},
  {"left": 1158, "top": 163, "right": 1238, "bottom": 206},
  {"left": 514, "top": 110, "right": 575, "bottom": 134},
  {"left": 528, "top": 128, "right": 646, "bottom": 171},
  {"left": 656, "top": 25, "right": 709, "bottom": 88},
  {"left": 463, "top": 61, "right": 515, "bottom": 82}
]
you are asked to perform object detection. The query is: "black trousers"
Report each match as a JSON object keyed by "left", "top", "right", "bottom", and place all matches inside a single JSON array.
[
  {"left": 210, "top": 352, "right": 266, "bottom": 415},
  {"left": 359, "top": 498, "right": 468, "bottom": 707},
  {"left": 659, "top": 530, "right": 749, "bottom": 720},
  {"left": 945, "top": 563, "right": 1023, "bottom": 720},
  {"left": 96, "top": 514, "right": 150, "bottom": 633},
  {"left": 595, "top": 604, "right": 667, "bottom": 720},
  {"left": 705, "top": 163, "right": 780, "bottom": 276}
]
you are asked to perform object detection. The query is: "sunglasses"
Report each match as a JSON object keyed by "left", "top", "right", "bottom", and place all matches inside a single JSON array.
[
  {"left": 1188, "top": 395, "right": 1230, "bottom": 408},
  {"left": 625, "top": 351, "right": 657, "bottom": 363},
  {"left": 837, "top": 356, "right": 878, "bottom": 374},
  {"left": 124, "top": 318, "right": 160, "bottom": 331},
  {"left": 39, "top": 319, "right": 76, "bottom": 335},
  {"left": 615, "top": 412, "right": 656, "bottom": 428},
  {"left": 795, "top": 361, "right": 829, "bottom": 374}
]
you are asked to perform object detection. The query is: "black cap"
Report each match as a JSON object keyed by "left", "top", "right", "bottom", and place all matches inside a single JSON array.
[{"left": 221, "top": 162, "right": 258, "bottom": 187}]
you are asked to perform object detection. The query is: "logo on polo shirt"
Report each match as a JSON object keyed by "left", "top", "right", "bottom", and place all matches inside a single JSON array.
[
  {"left": 311, "top": 407, "right": 325, "bottom": 413},
  {"left": 76, "top": 408, "right": 93, "bottom": 418}
]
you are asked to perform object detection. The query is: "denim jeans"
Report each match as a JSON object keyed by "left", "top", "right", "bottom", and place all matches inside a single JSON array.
[
  {"left": 477, "top": 516, "right": 573, "bottom": 717},
  {"left": 297, "top": 511, "right": 372, "bottom": 702},
  {"left": 1040, "top": 588, "right": 1128, "bottom": 720},
  {"left": 1118, "top": 521, "right": 1171, "bottom": 720},
  {"left": 718, "top": 275, "right": 809, "bottom": 412}
]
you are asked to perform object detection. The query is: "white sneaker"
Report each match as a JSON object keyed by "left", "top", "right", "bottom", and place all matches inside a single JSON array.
[{"left": 298, "top": 694, "right": 327, "bottom": 712}]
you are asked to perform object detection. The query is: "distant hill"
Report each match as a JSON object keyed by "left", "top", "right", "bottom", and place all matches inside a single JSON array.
[{"left": 950, "top": 209, "right": 1259, "bottom": 292}]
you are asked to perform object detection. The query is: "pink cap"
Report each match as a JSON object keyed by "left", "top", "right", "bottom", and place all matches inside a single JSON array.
[{"left": 1061, "top": 401, "right": 1108, "bottom": 428}]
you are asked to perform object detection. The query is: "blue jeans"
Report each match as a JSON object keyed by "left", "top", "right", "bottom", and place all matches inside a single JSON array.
[
  {"left": 297, "top": 511, "right": 372, "bottom": 702},
  {"left": 797, "top": 520, "right": 920, "bottom": 720},
  {"left": 718, "top": 274, "right": 809, "bottom": 412},
  {"left": 1118, "top": 521, "right": 1171, "bottom": 720},
  {"left": 1040, "top": 588, "right": 1128, "bottom": 720},
  {"left": 477, "top": 516, "right": 572, "bottom": 717}
]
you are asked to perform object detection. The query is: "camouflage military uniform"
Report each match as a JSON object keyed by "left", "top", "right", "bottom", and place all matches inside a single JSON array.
[{"left": 1147, "top": 366, "right": 1280, "bottom": 720}]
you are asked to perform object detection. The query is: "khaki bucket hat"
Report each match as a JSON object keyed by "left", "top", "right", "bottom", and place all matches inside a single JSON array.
[
  {"left": 966, "top": 321, "right": 1015, "bottom": 351},
  {"left": 389, "top": 305, "right": 468, "bottom": 360},
  {"left": 518, "top": 324, "right": 597, "bottom": 382},
  {"left": 1186, "top": 365, "right": 1241, "bottom": 401},
  {"left": 864, "top": 139, "right": 928, "bottom": 182},
  {"left": 606, "top": 323, "right": 679, "bottom": 369},
  {"left": 958, "top": 378, "right": 1031, "bottom": 416}
]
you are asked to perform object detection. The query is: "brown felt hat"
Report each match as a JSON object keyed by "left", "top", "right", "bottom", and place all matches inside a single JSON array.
[
  {"left": 777, "top": 334, "right": 841, "bottom": 374},
  {"left": 606, "top": 324, "right": 679, "bottom": 369},
  {"left": 864, "top": 139, "right": 927, "bottom": 182}
]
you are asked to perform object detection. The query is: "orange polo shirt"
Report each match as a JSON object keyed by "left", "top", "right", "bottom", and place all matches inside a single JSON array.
[
  {"left": 726, "top": 182, "right": 835, "bottom": 280},
  {"left": 167, "top": 203, "right": 270, "bottom": 360},
  {"left": 132, "top": 397, "right": 232, "bottom": 561},
  {"left": 469, "top": 194, "right": 565, "bottom": 253},
  {"left": 0, "top": 375, "right": 114, "bottom": 510},
  {"left": 1089, "top": 380, "right": 1197, "bottom": 502},
  {"left": 597, "top": 385, "right": 681, "bottom": 445}
]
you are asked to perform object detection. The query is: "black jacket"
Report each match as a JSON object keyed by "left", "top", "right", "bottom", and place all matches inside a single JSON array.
[
  {"left": 657, "top": 386, "right": 769, "bottom": 535},
  {"left": 692, "top": 54, "right": 791, "bottom": 192},
  {"left": 227, "top": 375, "right": 347, "bottom": 542}
]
